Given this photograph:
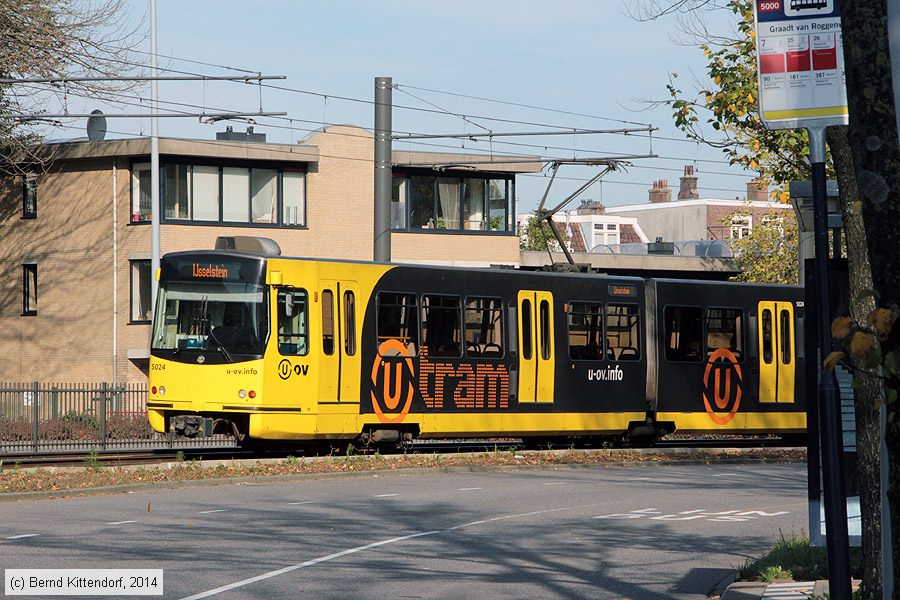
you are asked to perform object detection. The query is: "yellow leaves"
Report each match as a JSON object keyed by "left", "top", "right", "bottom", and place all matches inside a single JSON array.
[
  {"left": 704, "top": 47, "right": 711, "bottom": 55},
  {"left": 753, "top": 139, "right": 760, "bottom": 150},
  {"left": 749, "top": 159, "right": 758, "bottom": 169},
  {"left": 831, "top": 316, "right": 853, "bottom": 339},
  {"left": 706, "top": 94, "right": 712, "bottom": 104},
  {"left": 850, "top": 331, "right": 875, "bottom": 359},
  {"left": 714, "top": 75, "right": 722, "bottom": 85},
  {"left": 867, "top": 307, "right": 894, "bottom": 340},
  {"left": 823, "top": 351, "right": 845, "bottom": 372},
  {"left": 747, "top": 92, "right": 755, "bottom": 103},
  {"left": 778, "top": 190, "right": 790, "bottom": 203}
]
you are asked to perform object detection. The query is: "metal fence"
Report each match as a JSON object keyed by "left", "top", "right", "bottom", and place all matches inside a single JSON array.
[{"left": 0, "top": 383, "right": 235, "bottom": 453}]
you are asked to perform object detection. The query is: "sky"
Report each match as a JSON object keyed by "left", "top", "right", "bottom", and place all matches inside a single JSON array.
[{"left": 51, "top": 0, "right": 754, "bottom": 213}]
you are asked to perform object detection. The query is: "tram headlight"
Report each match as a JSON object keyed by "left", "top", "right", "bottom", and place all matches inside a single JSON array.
[
  {"left": 159, "top": 386, "right": 166, "bottom": 396},
  {"left": 238, "top": 389, "right": 247, "bottom": 399}
]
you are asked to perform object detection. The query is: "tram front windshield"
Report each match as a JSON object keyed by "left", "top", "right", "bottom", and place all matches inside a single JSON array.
[{"left": 152, "top": 281, "right": 268, "bottom": 359}]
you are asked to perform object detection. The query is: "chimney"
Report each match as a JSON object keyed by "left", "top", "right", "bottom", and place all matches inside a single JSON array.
[
  {"left": 576, "top": 199, "right": 606, "bottom": 214},
  {"left": 677, "top": 165, "right": 699, "bottom": 200},
  {"left": 648, "top": 179, "right": 672, "bottom": 203},
  {"left": 746, "top": 179, "right": 769, "bottom": 202},
  {"left": 216, "top": 125, "right": 267, "bottom": 143}
]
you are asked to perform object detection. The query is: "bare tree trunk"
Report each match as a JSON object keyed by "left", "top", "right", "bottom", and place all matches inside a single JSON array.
[
  {"left": 840, "top": 0, "right": 900, "bottom": 593},
  {"left": 827, "top": 126, "right": 882, "bottom": 598}
]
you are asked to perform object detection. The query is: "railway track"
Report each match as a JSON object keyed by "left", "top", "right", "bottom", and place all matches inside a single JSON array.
[{"left": 0, "top": 436, "right": 805, "bottom": 469}]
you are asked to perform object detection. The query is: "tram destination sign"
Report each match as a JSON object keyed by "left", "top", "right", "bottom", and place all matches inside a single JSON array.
[
  {"left": 160, "top": 254, "right": 266, "bottom": 284},
  {"left": 752, "top": 0, "right": 848, "bottom": 130}
]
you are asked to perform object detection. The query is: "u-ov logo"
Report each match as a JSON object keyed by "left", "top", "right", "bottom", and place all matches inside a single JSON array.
[
  {"left": 702, "top": 348, "right": 743, "bottom": 425},
  {"left": 370, "top": 339, "right": 416, "bottom": 423}
]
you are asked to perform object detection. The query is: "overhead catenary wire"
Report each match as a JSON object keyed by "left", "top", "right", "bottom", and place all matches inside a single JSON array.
[
  {"left": 16, "top": 79, "right": 748, "bottom": 173},
  {"left": 44, "top": 120, "right": 752, "bottom": 197}
]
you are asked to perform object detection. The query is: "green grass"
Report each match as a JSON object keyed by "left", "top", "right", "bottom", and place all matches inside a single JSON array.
[{"left": 738, "top": 533, "right": 827, "bottom": 582}]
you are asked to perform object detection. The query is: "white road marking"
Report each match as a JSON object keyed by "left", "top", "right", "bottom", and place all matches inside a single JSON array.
[
  {"left": 458, "top": 487, "right": 482, "bottom": 491},
  {"left": 6, "top": 534, "right": 39, "bottom": 540},
  {"left": 375, "top": 494, "right": 399, "bottom": 498},
  {"left": 180, "top": 504, "right": 598, "bottom": 600},
  {"left": 542, "top": 482, "right": 568, "bottom": 486},
  {"left": 199, "top": 509, "right": 228, "bottom": 514},
  {"left": 288, "top": 501, "right": 313, "bottom": 505},
  {"left": 107, "top": 520, "right": 137, "bottom": 525}
]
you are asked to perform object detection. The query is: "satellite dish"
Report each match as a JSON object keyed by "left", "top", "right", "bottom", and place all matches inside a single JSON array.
[{"left": 86, "top": 109, "right": 107, "bottom": 142}]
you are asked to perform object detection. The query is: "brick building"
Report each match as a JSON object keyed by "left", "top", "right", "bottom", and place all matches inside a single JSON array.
[{"left": 0, "top": 125, "right": 539, "bottom": 383}]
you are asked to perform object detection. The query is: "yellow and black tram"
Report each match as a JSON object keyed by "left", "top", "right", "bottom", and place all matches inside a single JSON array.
[{"left": 147, "top": 238, "right": 806, "bottom": 448}]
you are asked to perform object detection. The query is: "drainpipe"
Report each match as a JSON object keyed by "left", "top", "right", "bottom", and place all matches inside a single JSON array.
[{"left": 112, "top": 162, "right": 118, "bottom": 388}]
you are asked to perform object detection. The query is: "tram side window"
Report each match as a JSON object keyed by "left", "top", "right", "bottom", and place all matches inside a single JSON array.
[
  {"left": 422, "top": 295, "right": 462, "bottom": 358},
  {"left": 539, "top": 299, "right": 552, "bottom": 360},
  {"left": 277, "top": 288, "right": 308, "bottom": 356},
  {"left": 322, "top": 290, "right": 335, "bottom": 356},
  {"left": 706, "top": 308, "right": 743, "bottom": 360},
  {"left": 607, "top": 304, "right": 640, "bottom": 361},
  {"left": 664, "top": 306, "right": 703, "bottom": 362},
  {"left": 344, "top": 291, "right": 356, "bottom": 356},
  {"left": 780, "top": 309, "right": 791, "bottom": 364},
  {"left": 761, "top": 309, "right": 773, "bottom": 364},
  {"left": 464, "top": 297, "right": 504, "bottom": 358},
  {"left": 376, "top": 292, "right": 419, "bottom": 356},
  {"left": 521, "top": 299, "right": 533, "bottom": 360},
  {"left": 568, "top": 302, "right": 604, "bottom": 360}
]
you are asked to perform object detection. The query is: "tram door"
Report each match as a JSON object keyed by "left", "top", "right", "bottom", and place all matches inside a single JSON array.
[
  {"left": 319, "top": 280, "right": 361, "bottom": 405},
  {"left": 757, "top": 301, "right": 795, "bottom": 403},
  {"left": 516, "top": 291, "right": 555, "bottom": 403}
]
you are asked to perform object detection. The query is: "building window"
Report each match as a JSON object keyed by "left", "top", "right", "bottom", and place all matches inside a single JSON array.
[
  {"left": 132, "top": 162, "right": 306, "bottom": 227},
  {"left": 729, "top": 215, "right": 752, "bottom": 239},
  {"left": 130, "top": 260, "right": 152, "bottom": 323},
  {"left": 131, "top": 163, "right": 152, "bottom": 222},
  {"left": 23, "top": 174, "right": 37, "bottom": 219},
  {"left": 392, "top": 171, "right": 515, "bottom": 233},
  {"left": 22, "top": 263, "right": 37, "bottom": 316}
]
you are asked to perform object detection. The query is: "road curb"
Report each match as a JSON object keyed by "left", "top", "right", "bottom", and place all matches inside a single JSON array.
[{"left": 0, "top": 449, "right": 805, "bottom": 502}]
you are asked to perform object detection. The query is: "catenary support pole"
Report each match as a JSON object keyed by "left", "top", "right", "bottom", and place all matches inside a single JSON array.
[
  {"left": 150, "top": 0, "right": 160, "bottom": 311},
  {"left": 808, "top": 126, "right": 852, "bottom": 600},
  {"left": 374, "top": 77, "right": 392, "bottom": 263}
]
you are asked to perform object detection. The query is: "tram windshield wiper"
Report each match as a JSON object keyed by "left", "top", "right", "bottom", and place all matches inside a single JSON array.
[{"left": 207, "top": 327, "right": 234, "bottom": 363}]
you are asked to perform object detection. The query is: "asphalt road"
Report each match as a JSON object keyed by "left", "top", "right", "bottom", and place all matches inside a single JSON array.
[{"left": 0, "top": 461, "right": 808, "bottom": 599}]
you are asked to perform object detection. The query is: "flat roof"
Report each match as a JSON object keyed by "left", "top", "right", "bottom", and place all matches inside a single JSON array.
[
  {"left": 392, "top": 150, "right": 543, "bottom": 173},
  {"left": 36, "top": 137, "right": 320, "bottom": 164}
]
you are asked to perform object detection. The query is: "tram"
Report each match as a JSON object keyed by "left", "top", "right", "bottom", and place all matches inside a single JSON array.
[{"left": 147, "top": 237, "right": 805, "bottom": 447}]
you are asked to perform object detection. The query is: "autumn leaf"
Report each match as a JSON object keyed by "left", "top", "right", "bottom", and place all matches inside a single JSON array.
[
  {"left": 823, "top": 351, "right": 845, "bottom": 372},
  {"left": 867, "top": 307, "right": 894, "bottom": 340},
  {"left": 831, "top": 316, "right": 853, "bottom": 339},
  {"left": 850, "top": 331, "right": 875, "bottom": 359}
]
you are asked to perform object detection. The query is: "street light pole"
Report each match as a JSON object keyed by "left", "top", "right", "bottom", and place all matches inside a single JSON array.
[{"left": 808, "top": 125, "right": 852, "bottom": 600}]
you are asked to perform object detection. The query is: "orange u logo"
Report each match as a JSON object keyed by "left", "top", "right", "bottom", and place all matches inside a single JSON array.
[
  {"left": 703, "top": 348, "right": 743, "bottom": 425},
  {"left": 370, "top": 339, "right": 415, "bottom": 424}
]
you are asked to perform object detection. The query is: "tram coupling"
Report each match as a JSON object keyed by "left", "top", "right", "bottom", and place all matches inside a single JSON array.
[{"left": 171, "top": 415, "right": 215, "bottom": 438}]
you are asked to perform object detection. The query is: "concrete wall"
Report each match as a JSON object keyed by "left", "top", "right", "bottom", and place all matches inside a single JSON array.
[{"left": 607, "top": 203, "right": 709, "bottom": 241}]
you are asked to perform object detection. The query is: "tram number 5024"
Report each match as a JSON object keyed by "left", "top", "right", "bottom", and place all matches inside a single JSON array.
[{"left": 151, "top": 363, "right": 165, "bottom": 371}]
